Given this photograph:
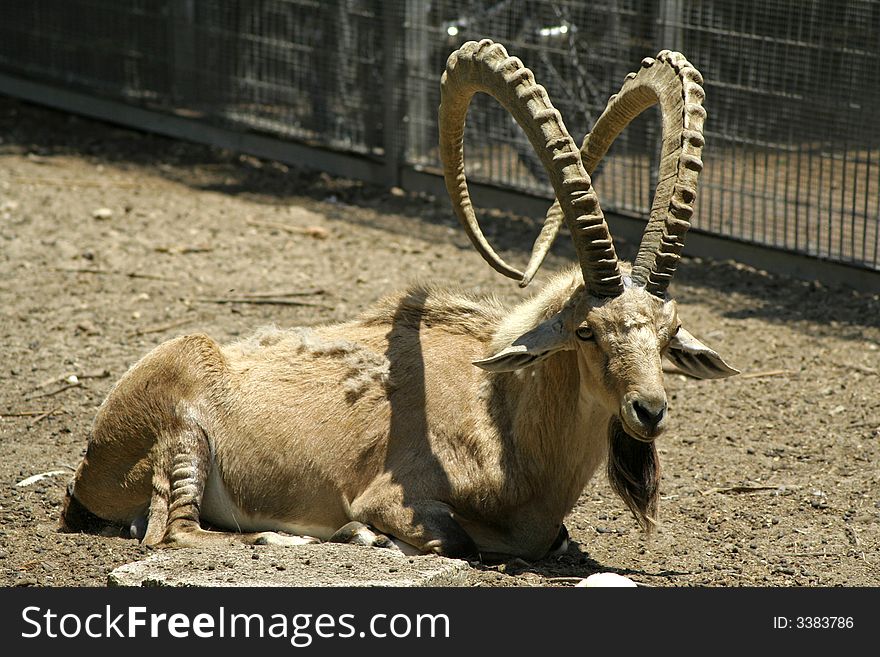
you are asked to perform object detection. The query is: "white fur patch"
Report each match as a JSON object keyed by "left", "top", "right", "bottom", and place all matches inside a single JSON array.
[{"left": 201, "top": 464, "right": 336, "bottom": 540}]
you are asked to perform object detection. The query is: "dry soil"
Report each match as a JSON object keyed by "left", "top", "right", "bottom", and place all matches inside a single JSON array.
[{"left": 1, "top": 97, "right": 879, "bottom": 587}]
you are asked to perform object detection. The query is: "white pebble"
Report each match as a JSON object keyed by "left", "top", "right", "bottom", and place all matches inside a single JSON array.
[
  {"left": 66, "top": 374, "right": 79, "bottom": 384},
  {"left": 92, "top": 207, "right": 113, "bottom": 220},
  {"left": 576, "top": 572, "right": 638, "bottom": 587}
]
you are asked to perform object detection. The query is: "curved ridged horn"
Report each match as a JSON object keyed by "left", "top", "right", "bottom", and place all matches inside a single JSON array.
[
  {"left": 523, "top": 51, "right": 706, "bottom": 295},
  {"left": 439, "top": 39, "right": 623, "bottom": 297},
  {"left": 589, "top": 51, "right": 706, "bottom": 296}
]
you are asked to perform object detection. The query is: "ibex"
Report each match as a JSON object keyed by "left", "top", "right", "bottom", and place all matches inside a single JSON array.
[{"left": 61, "top": 40, "right": 737, "bottom": 562}]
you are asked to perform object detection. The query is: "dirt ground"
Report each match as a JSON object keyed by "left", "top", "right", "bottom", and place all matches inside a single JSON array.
[{"left": 1, "top": 96, "right": 879, "bottom": 588}]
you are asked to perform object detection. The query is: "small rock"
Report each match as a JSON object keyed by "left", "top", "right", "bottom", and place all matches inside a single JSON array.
[
  {"left": 92, "top": 207, "right": 113, "bottom": 220},
  {"left": 576, "top": 573, "right": 638, "bottom": 588},
  {"left": 301, "top": 226, "right": 330, "bottom": 239}
]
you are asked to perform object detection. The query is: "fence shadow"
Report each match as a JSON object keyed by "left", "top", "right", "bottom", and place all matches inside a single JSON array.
[
  {"left": 672, "top": 257, "right": 880, "bottom": 338},
  {"left": 3, "top": 96, "right": 879, "bottom": 339},
  {"left": 470, "top": 539, "right": 692, "bottom": 586}
]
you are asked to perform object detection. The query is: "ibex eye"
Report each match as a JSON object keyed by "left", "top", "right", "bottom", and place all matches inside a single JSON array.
[{"left": 575, "top": 326, "right": 594, "bottom": 341}]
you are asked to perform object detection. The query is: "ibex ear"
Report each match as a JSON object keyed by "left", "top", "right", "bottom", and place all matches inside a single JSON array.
[
  {"left": 666, "top": 327, "right": 739, "bottom": 379},
  {"left": 474, "top": 314, "right": 573, "bottom": 372}
]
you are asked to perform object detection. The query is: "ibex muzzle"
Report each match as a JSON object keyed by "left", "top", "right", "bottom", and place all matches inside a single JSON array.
[{"left": 61, "top": 40, "right": 737, "bottom": 562}]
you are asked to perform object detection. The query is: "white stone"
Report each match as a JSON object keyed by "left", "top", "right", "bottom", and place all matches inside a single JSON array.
[{"left": 576, "top": 572, "right": 638, "bottom": 587}]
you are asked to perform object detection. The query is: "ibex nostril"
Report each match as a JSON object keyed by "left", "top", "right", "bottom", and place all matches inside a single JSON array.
[{"left": 632, "top": 399, "right": 667, "bottom": 428}]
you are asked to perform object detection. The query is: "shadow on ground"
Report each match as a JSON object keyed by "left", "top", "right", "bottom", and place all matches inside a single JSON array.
[{"left": 3, "top": 96, "right": 878, "bottom": 339}]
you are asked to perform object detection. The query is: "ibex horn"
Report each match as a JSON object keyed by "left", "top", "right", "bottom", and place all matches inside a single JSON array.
[
  {"left": 439, "top": 39, "right": 623, "bottom": 297},
  {"left": 524, "top": 50, "right": 706, "bottom": 295}
]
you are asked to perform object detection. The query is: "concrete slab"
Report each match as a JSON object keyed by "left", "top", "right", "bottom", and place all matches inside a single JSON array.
[{"left": 107, "top": 543, "right": 470, "bottom": 587}]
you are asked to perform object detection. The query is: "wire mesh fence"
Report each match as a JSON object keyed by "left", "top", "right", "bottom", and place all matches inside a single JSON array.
[{"left": 1, "top": 0, "right": 878, "bottom": 272}]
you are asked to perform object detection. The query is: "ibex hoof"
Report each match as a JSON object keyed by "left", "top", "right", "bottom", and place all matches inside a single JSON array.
[
  {"left": 129, "top": 514, "right": 148, "bottom": 541},
  {"left": 548, "top": 523, "right": 570, "bottom": 556},
  {"left": 329, "top": 521, "right": 401, "bottom": 551}
]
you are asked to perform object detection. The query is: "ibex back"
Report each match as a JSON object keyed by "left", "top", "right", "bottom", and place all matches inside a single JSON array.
[{"left": 61, "top": 40, "right": 737, "bottom": 562}]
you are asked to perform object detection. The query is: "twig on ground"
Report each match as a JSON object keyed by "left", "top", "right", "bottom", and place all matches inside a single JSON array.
[
  {"left": 235, "top": 289, "right": 325, "bottom": 299},
  {"left": 198, "top": 298, "right": 331, "bottom": 309},
  {"left": 154, "top": 245, "right": 214, "bottom": 255},
  {"left": 78, "top": 369, "right": 111, "bottom": 380},
  {"left": 1, "top": 408, "right": 62, "bottom": 418},
  {"left": 847, "top": 418, "right": 880, "bottom": 429},
  {"left": 700, "top": 484, "right": 787, "bottom": 496},
  {"left": 52, "top": 267, "right": 172, "bottom": 281},
  {"left": 34, "top": 370, "right": 109, "bottom": 391},
  {"left": 739, "top": 369, "right": 792, "bottom": 379},
  {"left": 29, "top": 381, "right": 82, "bottom": 399},
  {"left": 246, "top": 218, "right": 330, "bottom": 239},
  {"left": 29, "top": 406, "right": 62, "bottom": 425},
  {"left": 35, "top": 374, "right": 63, "bottom": 390}
]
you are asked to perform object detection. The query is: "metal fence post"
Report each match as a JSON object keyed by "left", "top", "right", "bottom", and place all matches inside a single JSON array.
[
  {"left": 403, "top": 0, "right": 431, "bottom": 184},
  {"left": 170, "top": 0, "right": 197, "bottom": 107},
  {"left": 383, "top": 1, "right": 404, "bottom": 188},
  {"left": 658, "top": 0, "right": 683, "bottom": 53},
  {"left": 651, "top": 0, "right": 685, "bottom": 200}
]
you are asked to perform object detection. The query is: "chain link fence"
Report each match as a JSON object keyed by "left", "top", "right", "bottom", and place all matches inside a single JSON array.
[{"left": 1, "top": 0, "right": 878, "bottom": 273}]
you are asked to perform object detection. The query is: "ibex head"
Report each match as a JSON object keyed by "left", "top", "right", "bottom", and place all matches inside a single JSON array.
[
  {"left": 474, "top": 275, "right": 735, "bottom": 441},
  {"left": 439, "top": 41, "right": 737, "bottom": 524}
]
